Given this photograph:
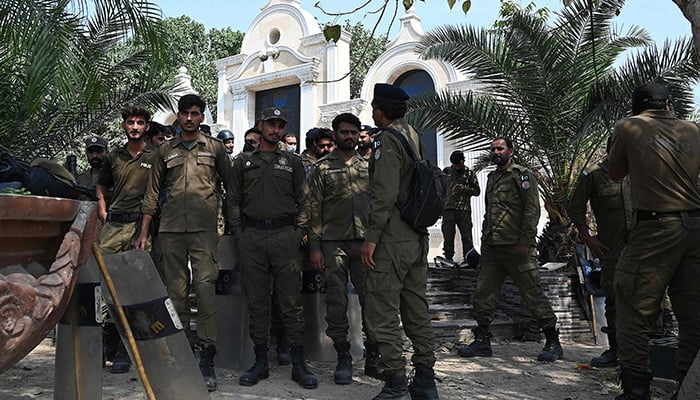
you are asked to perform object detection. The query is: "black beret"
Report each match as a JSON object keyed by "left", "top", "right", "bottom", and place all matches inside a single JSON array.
[
  {"left": 373, "top": 83, "right": 409, "bottom": 102},
  {"left": 633, "top": 82, "right": 670, "bottom": 104},
  {"left": 450, "top": 151, "right": 465, "bottom": 164}
]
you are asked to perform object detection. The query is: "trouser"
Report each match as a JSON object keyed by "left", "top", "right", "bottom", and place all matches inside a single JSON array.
[
  {"left": 159, "top": 231, "right": 219, "bottom": 346},
  {"left": 472, "top": 244, "right": 557, "bottom": 330},
  {"left": 238, "top": 225, "right": 305, "bottom": 347},
  {"left": 322, "top": 239, "right": 373, "bottom": 344},
  {"left": 364, "top": 237, "right": 436, "bottom": 375},
  {"left": 441, "top": 209, "right": 473, "bottom": 260},
  {"left": 99, "top": 220, "right": 149, "bottom": 253},
  {"left": 600, "top": 257, "right": 618, "bottom": 334},
  {"left": 615, "top": 215, "right": 700, "bottom": 375}
]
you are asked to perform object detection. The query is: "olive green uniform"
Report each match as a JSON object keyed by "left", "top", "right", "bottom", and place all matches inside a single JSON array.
[
  {"left": 568, "top": 160, "right": 632, "bottom": 335},
  {"left": 229, "top": 147, "right": 309, "bottom": 347},
  {"left": 473, "top": 164, "right": 557, "bottom": 331},
  {"left": 365, "top": 119, "right": 436, "bottom": 375},
  {"left": 609, "top": 109, "right": 700, "bottom": 376},
  {"left": 308, "top": 149, "right": 372, "bottom": 344},
  {"left": 76, "top": 168, "right": 100, "bottom": 187},
  {"left": 97, "top": 144, "right": 155, "bottom": 254},
  {"left": 142, "top": 132, "right": 232, "bottom": 346},
  {"left": 442, "top": 165, "right": 480, "bottom": 260}
]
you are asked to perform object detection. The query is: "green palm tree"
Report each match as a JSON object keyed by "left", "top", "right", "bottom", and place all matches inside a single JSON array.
[
  {"left": 408, "top": 0, "right": 699, "bottom": 261},
  {"left": 0, "top": 0, "right": 175, "bottom": 160}
]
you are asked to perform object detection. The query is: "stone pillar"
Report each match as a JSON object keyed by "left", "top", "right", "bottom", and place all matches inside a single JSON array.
[
  {"left": 298, "top": 78, "right": 317, "bottom": 154},
  {"left": 216, "top": 68, "right": 228, "bottom": 126}
]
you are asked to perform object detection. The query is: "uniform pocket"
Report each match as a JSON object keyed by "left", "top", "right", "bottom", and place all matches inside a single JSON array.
[
  {"left": 166, "top": 155, "right": 185, "bottom": 169},
  {"left": 197, "top": 154, "right": 215, "bottom": 167}
]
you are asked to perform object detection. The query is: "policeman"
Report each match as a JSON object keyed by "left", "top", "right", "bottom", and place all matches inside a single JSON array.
[
  {"left": 608, "top": 82, "right": 700, "bottom": 400},
  {"left": 308, "top": 112, "right": 378, "bottom": 384},
  {"left": 283, "top": 132, "right": 298, "bottom": 152},
  {"left": 458, "top": 137, "right": 563, "bottom": 363},
  {"left": 96, "top": 106, "right": 156, "bottom": 374},
  {"left": 357, "top": 124, "right": 373, "bottom": 160},
  {"left": 243, "top": 127, "right": 261, "bottom": 152},
  {"left": 568, "top": 144, "right": 632, "bottom": 368},
  {"left": 441, "top": 150, "right": 480, "bottom": 263},
  {"left": 135, "top": 94, "right": 232, "bottom": 392},
  {"left": 76, "top": 136, "right": 108, "bottom": 187},
  {"left": 230, "top": 107, "right": 317, "bottom": 389},
  {"left": 217, "top": 129, "right": 235, "bottom": 159},
  {"left": 360, "top": 83, "right": 438, "bottom": 400}
]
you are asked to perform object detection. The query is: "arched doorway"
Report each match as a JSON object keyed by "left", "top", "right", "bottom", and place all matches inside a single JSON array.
[{"left": 394, "top": 70, "right": 437, "bottom": 164}]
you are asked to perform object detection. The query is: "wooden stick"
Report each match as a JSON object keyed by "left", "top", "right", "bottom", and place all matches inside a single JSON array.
[{"left": 91, "top": 244, "right": 156, "bottom": 400}]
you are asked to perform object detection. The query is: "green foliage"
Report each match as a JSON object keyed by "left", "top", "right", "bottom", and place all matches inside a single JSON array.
[
  {"left": 409, "top": 0, "right": 700, "bottom": 227},
  {"left": 1, "top": 187, "right": 32, "bottom": 195},
  {"left": 343, "top": 21, "right": 388, "bottom": 98}
]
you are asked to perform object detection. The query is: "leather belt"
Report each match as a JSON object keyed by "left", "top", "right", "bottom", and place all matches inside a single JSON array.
[
  {"left": 244, "top": 215, "right": 295, "bottom": 230},
  {"left": 636, "top": 210, "right": 700, "bottom": 221},
  {"left": 106, "top": 213, "right": 142, "bottom": 223}
]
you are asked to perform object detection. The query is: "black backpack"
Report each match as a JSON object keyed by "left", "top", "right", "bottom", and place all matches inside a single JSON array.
[{"left": 383, "top": 127, "right": 447, "bottom": 232}]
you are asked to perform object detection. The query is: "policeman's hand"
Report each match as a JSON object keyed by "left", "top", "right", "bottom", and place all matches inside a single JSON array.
[
  {"left": 518, "top": 245, "right": 529, "bottom": 255},
  {"left": 309, "top": 250, "right": 324, "bottom": 271},
  {"left": 361, "top": 240, "right": 377, "bottom": 270},
  {"left": 133, "top": 233, "right": 148, "bottom": 250},
  {"left": 583, "top": 235, "right": 607, "bottom": 259}
]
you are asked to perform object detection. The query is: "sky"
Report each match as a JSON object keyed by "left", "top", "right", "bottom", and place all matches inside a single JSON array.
[{"left": 155, "top": 0, "right": 696, "bottom": 102}]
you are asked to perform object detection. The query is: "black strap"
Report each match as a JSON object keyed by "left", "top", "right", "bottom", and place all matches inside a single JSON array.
[{"left": 381, "top": 127, "right": 424, "bottom": 161}]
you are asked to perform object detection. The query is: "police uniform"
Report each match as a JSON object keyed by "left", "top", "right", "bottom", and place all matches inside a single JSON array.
[
  {"left": 365, "top": 117, "right": 436, "bottom": 376},
  {"left": 229, "top": 146, "right": 309, "bottom": 349},
  {"left": 308, "top": 149, "right": 373, "bottom": 347},
  {"left": 97, "top": 143, "right": 155, "bottom": 253},
  {"left": 441, "top": 164, "right": 480, "bottom": 261},
  {"left": 568, "top": 159, "right": 632, "bottom": 366},
  {"left": 141, "top": 131, "right": 232, "bottom": 347},
  {"left": 466, "top": 162, "right": 560, "bottom": 359},
  {"left": 609, "top": 104, "right": 700, "bottom": 390}
]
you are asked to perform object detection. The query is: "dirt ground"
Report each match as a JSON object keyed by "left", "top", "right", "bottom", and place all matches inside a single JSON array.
[{"left": 0, "top": 337, "right": 680, "bottom": 400}]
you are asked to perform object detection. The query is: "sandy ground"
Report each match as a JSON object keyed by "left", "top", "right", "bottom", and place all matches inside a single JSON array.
[{"left": 0, "top": 338, "right": 680, "bottom": 400}]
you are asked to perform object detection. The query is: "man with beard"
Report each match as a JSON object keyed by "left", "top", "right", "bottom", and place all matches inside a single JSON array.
[
  {"left": 458, "top": 137, "right": 563, "bottom": 363},
  {"left": 361, "top": 83, "right": 438, "bottom": 400},
  {"left": 96, "top": 106, "right": 156, "bottom": 374},
  {"left": 357, "top": 125, "right": 373, "bottom": 159},
  {"left": 77, "top": 135, "right": 108, "bottom": 186},
  {"left": 314, "top": 129, "right": 335, "bottom": 159},
  {"left": 308, "top": 113, "right": 379, "bottom": 385},
  {"left": 441, "top": 150, "right": 480, "bottom": 263},
  {"left": 230, "top": 107, "right": 317, "bottom": 390}
]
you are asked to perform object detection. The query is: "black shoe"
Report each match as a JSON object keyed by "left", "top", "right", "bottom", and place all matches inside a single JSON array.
[
  {"left": 291, "top": 346, "right": 318, "bottom": 389},
  {"left": 333, "top": 341, "right": 353, "bottom": 385},
  {"left": 457, "top": 327, "right": 492, "bottom": 357},
  {"left": 110, "top": 341, "right": 131, "bottom": 374},
  {"left": 616, "top": 368, "right": 652, "bottom": 400},
  {"left": 240, "top": 345, "right": 270, "bottom": 386},
  {"left": 276, "top": 336, "right": 291, "bottom": 366},
  {"left": 364, "top": 342, "right": 383, "bottom": 380},
  {"left": 537, "top": 328, "right": 563, "bottom": 362},
  {"left": 199, "top": 344, "right": 217, "bottom": 392},
  {"left": 591, "top": 348, "right": 618, "bottom": 368},
  {"left": 408, "top": 365, "right": 440, "bottom": 400},
  {"left": 373, "top": 373, "right": 410, "bottom": 400}
]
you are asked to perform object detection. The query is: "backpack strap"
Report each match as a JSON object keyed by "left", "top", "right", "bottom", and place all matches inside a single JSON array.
[{"left": 381, "top": 126, "right": 422, "bottom": 161}]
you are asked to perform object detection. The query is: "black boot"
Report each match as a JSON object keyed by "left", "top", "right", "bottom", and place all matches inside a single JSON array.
[
  {"left": 364, "top": 341, "right": 382, "bottom": 379},
  {"left": 275, "top": 330, "right": 291, "bottom": 365},
  {"left": 199, "top": 344, "right": 217, "bottom": 392},
  {"left": 408, "top": 365, "right": 440, "bottom": 400},
  {"left": 591, "top": 330, "right": 618, "bottom": 368},
  {"left": 333, "top": 340, "right": 353, "bottom": 385},
  {"left": 537, "top": 328, "right": 564, "bottom": 362},
  {"left": 110, "top": 340, "right": 131, "bottom": 374},
  {"left": 373, "top": 373, "right": 410, "bottom": 400},
  {"left": 291, "top": 346, "right": 318, "bottom": 389},
  {"left": 457, "top": 326, "right": 492, "bottom": 357},
  {"left": 239, "top": 345, "right": 270, "bottom": 386},
  {"left": 615, "top": 368, "right": 652, "bottom": 400}
]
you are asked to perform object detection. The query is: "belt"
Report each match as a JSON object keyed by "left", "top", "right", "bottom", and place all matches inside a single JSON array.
[
  {"left": 244, "top": 215, "right": 295, "bottom": 230},
  {"left": 636, "top": 210, "right": 700, "bottom": 221},
  {"left": 106, "top": 213, "right": 142, "bottom": 223}
]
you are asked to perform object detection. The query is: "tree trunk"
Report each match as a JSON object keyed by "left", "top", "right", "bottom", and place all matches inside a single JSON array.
[{"left": 672, "top": 0, "right": 700, "bottom": 60}]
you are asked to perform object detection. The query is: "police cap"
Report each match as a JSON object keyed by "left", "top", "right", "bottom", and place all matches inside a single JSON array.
[
  {"left": 373, "top": 83, "right": 409, "bottom": 102},
  {"left": 260, "top": 107, "right": 288, "bottom": 123},
  {"left": 85, "top": 136, "right": 108, "bottom": 150}
]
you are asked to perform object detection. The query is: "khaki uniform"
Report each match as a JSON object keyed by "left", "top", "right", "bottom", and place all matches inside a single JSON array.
[
  {"left": 609, "top": 109, "right": 700, "bottom": 375},
  {"left": 365, "top": 119, "right": 436, "bottom": 375},
  {"left": 308, "top": 150, "right": 372, "bottom": 343},
  {"left": 568, "top": 160, "right": 632, "bottom": 334},
  {"left": 229, "top": 148, "right": 310, "bottom": 347},
  {"left": 76, "top": 168, "right": 100, "bottom": 187},
  {"left": 441, "top": 165, "right": 480, "bottom": 260},
  {"left": 97, "top": 144, "right": 155, "bottom": 253},
  {"left": 473, "top": 164, "right": 557, "bottom": 330},
  {"left": 142, "top": 132, "right": 232, "bottom": 346}
]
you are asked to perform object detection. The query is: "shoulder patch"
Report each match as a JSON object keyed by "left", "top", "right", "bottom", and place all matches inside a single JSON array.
[
  {"left": 520, "top": 174, "right": 530, "bottom": 190},
  {"left": 374, "top": 148, "right": 381, "bottom": 160}
]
